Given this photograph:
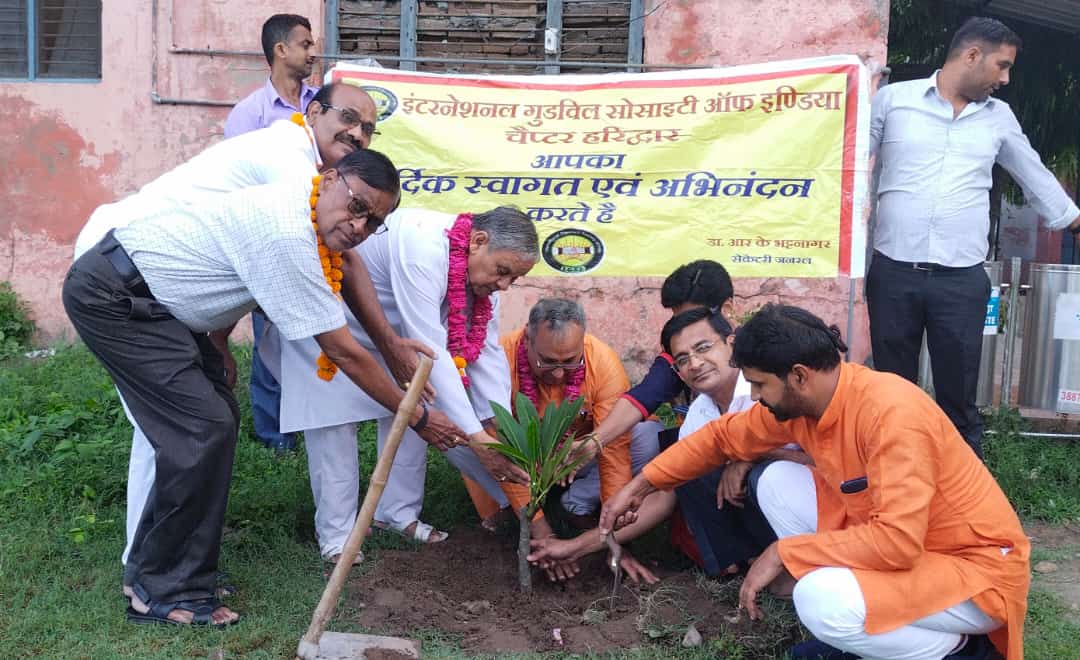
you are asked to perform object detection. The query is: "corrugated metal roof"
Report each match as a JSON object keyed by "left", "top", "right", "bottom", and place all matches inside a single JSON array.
[{"left": 951, "top": 0, "right": 1080, "bottom": 33}]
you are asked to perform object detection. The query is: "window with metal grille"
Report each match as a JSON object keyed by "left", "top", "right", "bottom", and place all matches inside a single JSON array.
[
  {"left": 0, "top": 0, "right": 101, "bottom": 80},
  {"left": 336, "top": 0, "right": 642, "bottom": 74}
]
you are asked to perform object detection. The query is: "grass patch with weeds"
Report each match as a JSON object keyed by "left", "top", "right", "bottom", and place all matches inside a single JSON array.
[
  {"left": 0, "top": 281, "right": 35, "bottom": 360},
  {"left": 1, "top": 347, "right": 1077, "bottom": 657},
  {"left": 983, "top": 407, "right": 1080, "bottom": 524},
  {"left": 1025, "top": 589, "right": 1080, "bottom": 657}
]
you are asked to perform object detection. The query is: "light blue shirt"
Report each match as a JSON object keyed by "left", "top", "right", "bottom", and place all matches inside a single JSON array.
[
  {"left": 224, "top": 78, "right": 319, "bottom": 139},
  {"left": 870, "top": 72, "right": 1078, "bottom": 267}
]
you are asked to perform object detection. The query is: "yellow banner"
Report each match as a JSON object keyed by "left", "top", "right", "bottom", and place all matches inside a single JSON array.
[{"left": 330, "top": 56, "right": 869, "bottom": 278}]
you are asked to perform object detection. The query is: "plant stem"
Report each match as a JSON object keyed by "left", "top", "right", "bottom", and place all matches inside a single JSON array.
[{"left": 517, "top": 504, "right": 532, "bottom": 594}]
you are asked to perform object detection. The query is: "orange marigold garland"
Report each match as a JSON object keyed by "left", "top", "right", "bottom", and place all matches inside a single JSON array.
[{"left": 310, "top": 173, "right": 344, "bottom": 381}]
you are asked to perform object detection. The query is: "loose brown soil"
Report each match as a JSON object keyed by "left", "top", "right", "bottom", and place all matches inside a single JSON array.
[{"left": 344, "top": 527, "right": 802, "bottom": 655}]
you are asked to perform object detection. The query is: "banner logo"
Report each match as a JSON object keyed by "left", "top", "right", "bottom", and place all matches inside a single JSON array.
[
  {"left": 361, "top": 85, "right": 399, "bottom": 122},
  {"left": 542, "top": 228, "right": 605, "bottom": 274}
]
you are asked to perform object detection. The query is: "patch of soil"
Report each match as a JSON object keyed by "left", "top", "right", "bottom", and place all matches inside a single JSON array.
[
  {"left": 364, "top": 651, "right": 415, "bottom": 660},
  {"left": 1025, "top": 520, "right": 1080, "bottom": 622},
  {"left": 345, "top": 527, "right": 800, "bottom": 654}
]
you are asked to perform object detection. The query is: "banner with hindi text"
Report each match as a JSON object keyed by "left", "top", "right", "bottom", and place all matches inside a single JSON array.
[{"left": 329, "top": 55, "right": 870, "bottom": 278}]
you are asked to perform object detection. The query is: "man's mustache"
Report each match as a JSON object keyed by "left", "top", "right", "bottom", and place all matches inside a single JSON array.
[{"left": 335, "top": 133, "right": 362, "bottom": 150}]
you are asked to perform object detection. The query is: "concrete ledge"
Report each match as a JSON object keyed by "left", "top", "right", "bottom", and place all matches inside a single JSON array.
[{"left": 306, "top": 632, "right": 421, "bottom": 659}]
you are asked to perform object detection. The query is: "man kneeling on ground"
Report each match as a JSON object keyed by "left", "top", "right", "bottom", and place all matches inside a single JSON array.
[
  {"left": 472, "top": 298, "right": 659, "bottom": 583},
  {"left": 601, "top": 304, "right": 1028, "bottom": 660}
]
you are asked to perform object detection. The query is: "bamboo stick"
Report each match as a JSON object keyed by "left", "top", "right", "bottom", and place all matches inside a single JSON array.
[{"left": 296, "top": 356, "right": 433, "bottom": 660}]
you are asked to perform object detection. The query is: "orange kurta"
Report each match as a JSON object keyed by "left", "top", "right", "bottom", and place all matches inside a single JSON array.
[
  {"left": 642, "top": 362, "right": 1029, "bottom": 659},
  {"left": 476, "top": 328, "right": 631, "bottom": 519}
]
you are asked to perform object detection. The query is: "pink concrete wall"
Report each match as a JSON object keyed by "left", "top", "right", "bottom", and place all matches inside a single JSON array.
[
  {"left": 0, "top": 0, "right": 323, "bottom": 342},
  {"left": 4, "top": 0, "right": 887, "bottom": 381},
  {"left": 501, "top": 0, "right": 888, "bottom": 377}
]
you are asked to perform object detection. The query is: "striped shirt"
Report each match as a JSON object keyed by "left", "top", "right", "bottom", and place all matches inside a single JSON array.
[{"left": 115, "top": 181, "right": 345, "bottom": 341}]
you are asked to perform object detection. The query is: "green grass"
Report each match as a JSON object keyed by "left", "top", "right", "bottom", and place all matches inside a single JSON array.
[
  {"left": 1, "top": 347, "right": 1078, "bottom": 657},
  {"left": 1024, "top": 590, "right": 1080, "bottom": 658},
  {"left": 983, "top": 407, "right": 1080, "bottom": 523}
]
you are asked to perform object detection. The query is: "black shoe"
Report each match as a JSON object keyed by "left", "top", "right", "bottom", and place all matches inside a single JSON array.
[{"left": 789, "top": 639, "right": 859, "bottom": 660}]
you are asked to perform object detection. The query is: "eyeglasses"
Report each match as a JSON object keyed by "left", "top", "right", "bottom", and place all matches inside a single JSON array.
[
  {"left": 338, "top": 171, "right": 388, "bottom": 235},
  {"left": 672, "top": 341, "right": 718, "bottom": 372},
  {"left": 535, "top": 356, "right": 585, "bottom": 373},
  {"left": 321, "top": 103, "right": 379, "bottom": 139}
]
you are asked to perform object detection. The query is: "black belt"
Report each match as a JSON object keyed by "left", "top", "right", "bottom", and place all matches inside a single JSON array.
[
  {"left": 100, "top": 230, "right": 155, "bottom": 300},
  {"left": 874, "top": 251, "right": 977, "bottom": 273}
]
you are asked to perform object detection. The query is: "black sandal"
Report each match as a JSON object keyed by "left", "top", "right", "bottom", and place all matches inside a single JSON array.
[{"left": 125, "top": 583, "right": 240, "bottom": 628}]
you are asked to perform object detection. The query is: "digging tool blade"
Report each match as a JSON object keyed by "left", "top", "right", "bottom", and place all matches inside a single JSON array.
[{"left": 604, "top": 532, "right": 623, "bottom": 609}]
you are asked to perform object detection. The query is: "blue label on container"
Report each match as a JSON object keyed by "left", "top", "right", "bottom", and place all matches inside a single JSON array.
[{"left": 984, "top": 286, "right": 1000, "bottom": 335}]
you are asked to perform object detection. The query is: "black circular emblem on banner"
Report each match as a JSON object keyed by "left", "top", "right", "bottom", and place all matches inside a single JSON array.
[
  {"left": 360, "top": 85, "right": 398, "bottom": 122},
  {"left": 542, "top": 228, "right": 605, "bottom": 275}
]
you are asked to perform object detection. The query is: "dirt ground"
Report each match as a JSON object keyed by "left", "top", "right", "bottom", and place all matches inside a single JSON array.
[
  {"left": 345, "top": 527, "right": 801, "bottom": 655},
  {"left": 1026, "top": 520, "right": 1080, "bottom": 622}
]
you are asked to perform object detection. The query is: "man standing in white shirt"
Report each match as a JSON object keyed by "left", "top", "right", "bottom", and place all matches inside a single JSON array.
[
  {"left": 223, "top": 14, "right": 380, "bottom": 454},
  {"left": 64, "top": 150, "right": 464, "bottom": 627},
  {"left": 867, "top": 16, "right": 1080, "bottom": 456}
]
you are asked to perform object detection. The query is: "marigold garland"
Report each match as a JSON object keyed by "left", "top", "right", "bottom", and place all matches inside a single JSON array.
[
  {"left": 290, "top": 112, "right": 316, "bottom": 152},
  {"left": 310, "top": 173, "right": 344, "bottom": 381}
]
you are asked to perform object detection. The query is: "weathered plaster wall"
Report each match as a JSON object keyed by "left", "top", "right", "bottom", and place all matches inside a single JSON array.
[
  {"left": 5, "top": 0, "right": 888, "bottom": 380},
  {"left": 506, "top": 0, "right": 889, "bottom": 376},
  {"left": 0, "top": 0, "right": 323, "bottom": 342}
]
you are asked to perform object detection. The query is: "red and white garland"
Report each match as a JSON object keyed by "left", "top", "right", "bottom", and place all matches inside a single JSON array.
[
  {"left": 516, "top": 336, "right": 585, "bottom": 409},
  {"left": 445, "top": 214, "right": 492, "bottom": 388}
]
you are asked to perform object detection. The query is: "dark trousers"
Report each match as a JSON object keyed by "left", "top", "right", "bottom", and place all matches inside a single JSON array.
[
  {"left": 250, "top": 310, "right": 295, "bottom": 450},
  {"left": 866, "top": 252, "right": 989, "bottom": 457},
  {"left": 62, "top": 236, "right": 239, "bottom": 603},
  {"left": 674, "top": 464, "right": 778, "bottom": 575},
  {"left": 659, "top": 430, "right": 776, "bottom": 575}
]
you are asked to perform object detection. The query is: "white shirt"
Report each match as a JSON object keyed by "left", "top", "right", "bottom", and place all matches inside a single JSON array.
[
  {"left": 679, "top": 373, "right": 755, "bottom": 439},
  {"left": 278, "top": 208, "right": 511, "bottom": 435},
  {"left": 74, "top": 118, "right": 321, "bottom": 259},
  {"left": 115, "top": 181, "right": 345, "bottom": 341},
  {"left": 871, "top": 72, "right": 1079, "bottom": 267}
]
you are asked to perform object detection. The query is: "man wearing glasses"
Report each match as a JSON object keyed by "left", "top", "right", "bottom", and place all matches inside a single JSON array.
[
  {"left": 73, "top": 80, "right": 420, "bottom": 598},
  {"left": 278, "top": 206, "right": 537, "bottom": 562},
  {"left": 65, "top": 149, "right": 465, "bottom": 627},
  {"left": 235, "top": 82, "right": 380, "bottom": 455},
  {"left": 477, "top": 298, "right": 657, "bottom": 581},
  {"left": 227, "top": 24, "right": 380, "bottom": 453}
]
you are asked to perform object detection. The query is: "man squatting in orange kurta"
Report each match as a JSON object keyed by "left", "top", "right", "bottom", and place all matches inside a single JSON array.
[{"left": 600, "top": 304, "right": 1029, "bottom": 660}]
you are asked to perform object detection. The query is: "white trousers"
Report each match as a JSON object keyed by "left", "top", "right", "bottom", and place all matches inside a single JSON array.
[
  {"left": 304, "top": 420, "right": 509, "bottom": 558},
  {"left": 122, "top": 393, "right": 155, "bottom": 566},
  {"left": 560, "top": 420, "right": 662, "bottom": 515},
  {"left": 755, "top": 461, "right": 1000, "bottom": 660}
]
